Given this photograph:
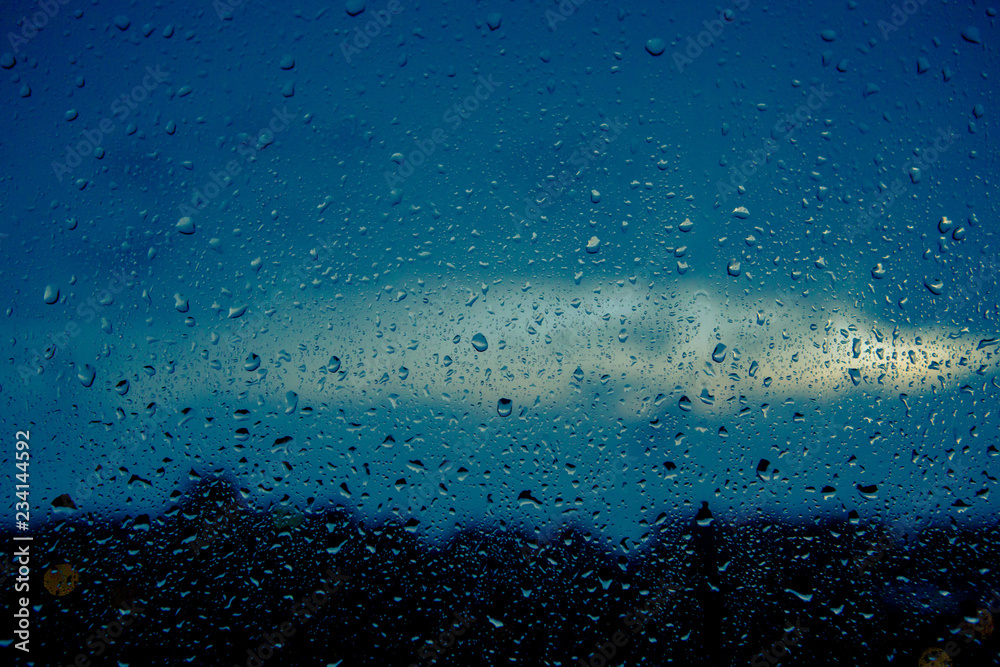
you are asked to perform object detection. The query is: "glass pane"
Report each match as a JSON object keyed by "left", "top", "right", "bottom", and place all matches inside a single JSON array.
[{"left": 2, "top": 1, "right": 997, "bottom": 665}]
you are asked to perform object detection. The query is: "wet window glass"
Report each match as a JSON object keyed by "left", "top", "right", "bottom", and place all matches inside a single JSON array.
[{"left": 2, "top": 1, "right": 998, "bottom": 665}]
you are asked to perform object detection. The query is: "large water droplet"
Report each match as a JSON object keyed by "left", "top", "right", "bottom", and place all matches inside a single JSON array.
[
  {"left": 245, "top": 354, "right": 261, "bottom": 372},
  {"left": 712, "top": 344, "right": 727, "bottom": 363},
  {"left": 176, "top": 216, "right": 195, "bottom": 235},
  {"left": 471, "top": 333, "right": 488, "bottom": 352},
  {"left": 78, "top": 364, "right": 95, "bottom": 387},
  {"left": 497, "top": 398, "right": 512, "bottom": 417},
  {"left": 43, "top": 285, "right": 59, "bottom": 304}
]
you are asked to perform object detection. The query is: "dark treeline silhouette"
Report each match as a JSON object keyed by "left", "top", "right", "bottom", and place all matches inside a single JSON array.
[{"left": 11, "top": 479, "right": 999, "bottom": 666}]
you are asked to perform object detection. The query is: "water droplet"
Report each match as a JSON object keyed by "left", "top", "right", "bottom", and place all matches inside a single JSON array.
[
  {"left": 586, "top": 236, "right": 600, "bottom": 253},
  {"left": 176, "top": 216, "right": 195, "bottom": 234},
  {"left": 497, "top": 398, "right": 512, "bottom": 417},
  {"left": 43, "top": 285, "right": 59, "bottom": 304},
  {"left": 471, "top": 333, "right": 488, "bottom": 352},
  {"left": 328, "top": 356, "right": 341, "bottom": 373},
  {"left": 645, "top": 38, "right": 666, "bottom": 56},
  {"left": 78, "top": 364, "right": 96, "bottom": 387},
  {"left": 857, "top": 483, "right": 879, "bottom": 499},
  {"left": 618, "top": 328, "right": 628, "bottom": 343},
  {"left": 961, "top": 26, "right": 981, "bottom": 43},
  {"left": 245, "top": 354, "right": 261, "bottom": 372},
  {"left": 712, "top": 344, "right": 727, "bottom": 363}
]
